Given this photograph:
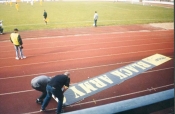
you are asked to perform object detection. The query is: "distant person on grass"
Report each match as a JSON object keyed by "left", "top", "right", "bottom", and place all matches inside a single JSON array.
[
  {"left": 93, "top": 11, "right": 98, "bottom": 27},
  {"left": 0, "top": 20, "right": 3, "bottom": 34},
  {"left": 40, "top": 72, "right": 70, "bottom": 114},
  {"left": 15, "top": 2, "right": 19, "bottom": 11},
  {"left": 31, "top": 75, "right": 51, "bottom": 104},
  {"left": 43, "top": 10, "right": 48, "bottom": 25},
  {"left": 10, "top": 28, "right": 26, "bottom": 60}
]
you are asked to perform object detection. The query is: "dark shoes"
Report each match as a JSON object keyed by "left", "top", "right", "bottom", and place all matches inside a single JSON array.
[
  {"left": 56, "top": 109, "right": 64, "bottom": 114},
  {"left": 36, "top": 99, "right": 43, "bottom": 105}
]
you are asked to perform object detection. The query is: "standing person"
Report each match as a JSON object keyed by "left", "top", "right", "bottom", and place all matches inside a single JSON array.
[
  {"left": 9, "top": 0, "right": 12, "bottom": 6},
  {"left": 15, "top": 2, "right": 19, "bottom": 11},
  {"left": 93, "top": 11, "right": 98, "bottom": 27},
  {"left": 30, "top": 0, "right": 33, "bottom": 5},
  {"left": 31, "top": 75, "right": 51, "bottom": 104},
  {"left": 10, "top": 28, "right": 26, "bottom": 60},
  {"left": 40, "top": 0, "right": 42, "bottom": 6},
  {"left": 43, "top": 10, "right": 48, "bottom": 25},
  {"left": 0, "top": 20, "right": 3, "bottom": 34},
  {"left": 40, "top": 72, "right": 70, "bottom": 114}
]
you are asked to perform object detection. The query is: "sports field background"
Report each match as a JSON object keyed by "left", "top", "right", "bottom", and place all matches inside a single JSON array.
[{"left": 0, "top": 1, "right": 174, "bottom": 32}]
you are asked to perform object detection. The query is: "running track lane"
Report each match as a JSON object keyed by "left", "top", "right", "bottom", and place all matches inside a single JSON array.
[{"left": 0, "top": 27, "right": 174, "bottom": 114}]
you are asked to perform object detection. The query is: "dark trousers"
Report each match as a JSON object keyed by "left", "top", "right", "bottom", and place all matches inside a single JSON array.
[
  {"left": 44, "top": 16, "right": 47, "bottom": 23},
  {"left": 94, "top": 19, "right": 97, "bottom": 27},
  {"left": 0, "top": 27, "right": 3, "bottom": 33},
  {"left": 32, "top": 86, "right": 47, "bottom": 101},
  {"left": 42, "top": 85, "right": 63, "bottom": 113}
]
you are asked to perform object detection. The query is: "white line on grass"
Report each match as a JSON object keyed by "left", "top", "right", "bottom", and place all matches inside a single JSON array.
[{"left": 3, "top": 19, "right": 173, "bottom": 28}]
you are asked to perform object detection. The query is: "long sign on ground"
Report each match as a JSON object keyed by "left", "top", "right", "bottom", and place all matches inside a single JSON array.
[{"left": 53, "top": 54, "right": 172, "bottom": 106}]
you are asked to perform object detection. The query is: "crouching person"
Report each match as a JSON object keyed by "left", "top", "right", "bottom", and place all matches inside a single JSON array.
[
  {"left": 31, "top": 75, "right": 51, "bottom": 104},
  {"left": 40, "top": 72, "right": 70, "bottom": 114}
]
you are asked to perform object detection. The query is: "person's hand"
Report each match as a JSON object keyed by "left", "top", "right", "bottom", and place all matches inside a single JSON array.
[
  {"left": 20, "top": 45, "right": 23, "bottom": 49},
  {"left": 63, "top": 86, "right": 69, "bottom": 93},
  {"left": 53, "top": 95, "right": 56, "bottom": 99}
]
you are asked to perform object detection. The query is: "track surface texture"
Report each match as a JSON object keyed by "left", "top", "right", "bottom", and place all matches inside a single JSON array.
[{"left": 0, "top": 23, "right": 174, "bottom": 114}]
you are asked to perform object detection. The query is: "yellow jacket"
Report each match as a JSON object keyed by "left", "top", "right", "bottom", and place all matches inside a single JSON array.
[{"left": 10, "top": 33, "right": 22, "bottom": 46}]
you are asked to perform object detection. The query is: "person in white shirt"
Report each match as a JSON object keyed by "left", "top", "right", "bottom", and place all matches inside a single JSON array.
[
  {"left": 93, "top": 11, "right": 98, "bottom": 27},
  {"left": 0, "top": 20, "right": 3, "bottom": 34}
]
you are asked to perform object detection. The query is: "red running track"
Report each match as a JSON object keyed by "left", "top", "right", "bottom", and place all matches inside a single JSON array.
[{"left": 0, "top": 24, "right": 174, "bottom": 114}]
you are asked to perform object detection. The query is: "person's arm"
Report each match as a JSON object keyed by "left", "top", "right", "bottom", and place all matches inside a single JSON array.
[
  {"left": 18, "top": 35, "right": 23, "bottom": 45},
  {"left": 10, "top": 37, "right": 13, "bottom": 43},
  {"left": 62, "top": 86, "right": 69, "bottom": 93},
  {"left": 63, "top": 77, "right": 70, "bottom": 93},
  {"left": 10, "top": 34, "right": 13, "bottom": 43}
]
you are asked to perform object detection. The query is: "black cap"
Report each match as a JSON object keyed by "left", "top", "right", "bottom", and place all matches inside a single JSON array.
[{"left": 14, "top": 28, "right": 18, "bottom": 31}]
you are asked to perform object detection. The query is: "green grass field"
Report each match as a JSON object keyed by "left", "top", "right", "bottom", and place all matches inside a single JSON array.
[{"left": 0, "top": 1, "right": 174, "bottom": 32}]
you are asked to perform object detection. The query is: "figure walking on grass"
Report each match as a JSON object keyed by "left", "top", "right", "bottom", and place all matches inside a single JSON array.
[
  {"left": 10, "top": 28, "right": 26, "bottom": 60},
  {"left": 43, "top": 10, "right": 48, "bottom": 24},
  {"left": 15, "top": 2, "right": 19, "bottom": 11},
  {"left": 93, "top": 11, "right": 98, "bottom": 27}
]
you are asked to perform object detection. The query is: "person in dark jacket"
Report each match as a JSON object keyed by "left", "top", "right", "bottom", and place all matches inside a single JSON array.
[
  {"left": 40, "top": 72, "right": 70, "bottom": 114},
  {"left": 10, "top": 28, "right": 26, "bottom": 60},
  {"left": 0, "top": 20, "right": 3, "bottom": 34},
  {"left": 31, "top": 75, "right": 51, "bottom": 104},
  {"left": 43, "top": 10, "right": 48, "bottom": 24}
]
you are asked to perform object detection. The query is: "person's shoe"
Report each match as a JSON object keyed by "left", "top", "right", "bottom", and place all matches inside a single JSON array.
[
  {"left": 40, "top": 108, "right": 46, "bottom": 112},
  {"left": 21, "top": 56, "right": 26, "bottom": 59},
  {"left": 62, "top": 104, "right": 67, "bottom": 107},
  {"left": 61, "top": 109, "right": 64, "bottom": 113},
  {"left": 36, "top": 99, "right": 43, "bottom": 104},
  {"left": 15, "top": 57, "right": 19, "bottom": 60}
]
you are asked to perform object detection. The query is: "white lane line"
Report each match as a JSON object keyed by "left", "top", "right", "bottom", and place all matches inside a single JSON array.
[
  {"left": 0, "top": 79, "right": 172, "bottom": 96},
  {"left": 0, "top": 29, "right": 173, "bottom": 46},
  {"left": 68, "top": 84, "right": 174, "bottom": 107},
  {"left": 21, "top": 83, "right": 174, "bottom": 114},
  {"left": 0, "top": 48, "right": 173, "bottom": 68},
  {"left": 22, "top": 108, "right": 56, "bottom": 114},
  {"left": 0, "top": 62, "right": 136, "bottom": 79},
  {"left": 0, "top": 89, "right": 35, "bottom": 96},
  {"left": 0, "top": 29, "right": 172, "bottom": 43},
  {"left": 0, "top": 36, "right": 173, "bottom": 52},
  {"left": 0, "top": 83, "right": 77, "bottom": 96},
  {"left": 23, "top": 35, "right": 173, "bottom": 47},
  {"left": 0, "top": 41, "right": 173, "bottom": 60},
  {"left": 0, "top": 32, "right": 173, "bottom": 48},
  {"left": 0, "top": 60, "right": 173, "bottom": 80}
]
